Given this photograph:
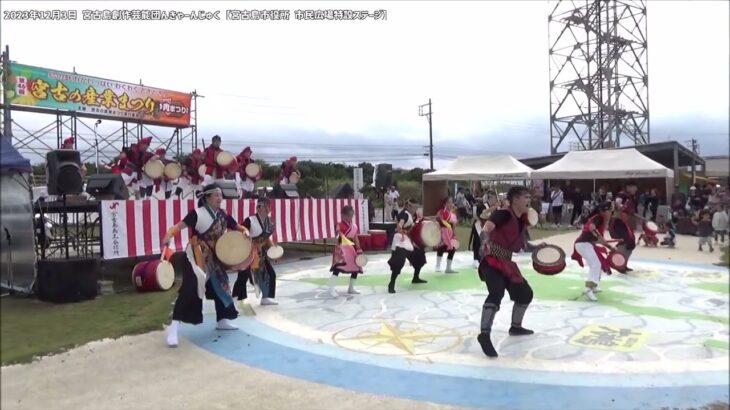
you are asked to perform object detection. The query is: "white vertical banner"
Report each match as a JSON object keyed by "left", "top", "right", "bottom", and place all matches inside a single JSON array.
[
  {"left": 353, "top": 167, "right": 364, "bottom": 199},
  {"left": 359, "top": 199, "right": 370, "bottom": 233}
]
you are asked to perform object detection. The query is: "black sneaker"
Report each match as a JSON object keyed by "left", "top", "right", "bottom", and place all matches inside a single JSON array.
[
  {"left": 412, "top": 278, "right": 428, "bottom": 284},
  {"left": 477, "top": 333, "right": 498, "bottom": 358},
  {"left": 509, "top": 326, "right": 535, "bottom": 336}
]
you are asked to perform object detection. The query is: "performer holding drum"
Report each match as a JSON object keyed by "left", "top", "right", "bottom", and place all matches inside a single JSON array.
[
  {"left": 160, "top": 183, "right": 252, "bottom": 347},
  {"left": 277, "top": 156, "right": 300, "bottom": 185},
  {"left": 232, "top": 197, "right": 281, "bottom": 306},
  {"left": 235, "top": 146, "right": 262, "bottom": 198},
  {"left": 387, "top": 199, "right": 428, "bottom": 294},
  {"left": 469, "top": 204, "right": 489, "bottom": 268},
  {"left": 477, "top": 186, "right": 545, "bottom": 358},
  {"left": 201, "top": 135, "right": 231, "bottom": 185},
  {"left": 126, "top": 137, "right": 155, "bottom": 198},
  {"left": 610, "top": 181, "right": 639, "bottom": 273},
  {"left": 571, "top": 201, "right": 617, "bottom": 301},
  {"left": 435, "top": 197, "right": 459, "bottom": 273},
  {"left": 179, "top": 149, "right": 204, "bottom": 198},
  {"left": 328, "top": 206, "right": 365, "bottom": 297}
]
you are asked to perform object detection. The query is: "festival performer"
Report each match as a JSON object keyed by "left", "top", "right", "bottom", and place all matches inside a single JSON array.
[
  {"left": 126, "top": 137, "right": 154, "bottom": 198},
  {"left": 434, "top": 197, "right": 459, "bottom": 273},
  {"left": 232, "top": 197, "right": 279, "bottom": 306},
  {"left": 469, "top": 203, "right": 488, "bottom": 268},
  {"left": 477, "top": 186, "right": 545, "bottom": 358},
  {"left": 327, "top": 205, "right": 364, "bottom": 297},
  {"left": 276, "top": 156, "right": 298, "bottom": 184},
  {"left": 387, "top": 199, "right": 428, "bottom": 294},
  {"left": 202, "top": 135, "right": 225, "bottom": 184},
  {"left": 178, "top": 149, "right": 204, "bottom": 198},
  {"left": 571, "top": 201, "right": 616, "bottom": 301},
  {"left": 104, "top": 150, "right": 127, "bottom": 175},
  {"left": 160, "top": 183, "right": 250, "bottom": 347},
  {"left": 610, "top": 181, "right": 639, "bottom": 273},
  {"left": 235, "top": 146, "right": 259, "bottom": 198},
  {"left": 151, "top": 148, "right": 176, "bottom": 199},
  {"left": 61, "top": 137, "right": 88, "bottom": 176}
]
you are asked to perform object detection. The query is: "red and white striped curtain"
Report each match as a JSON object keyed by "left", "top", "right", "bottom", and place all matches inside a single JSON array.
[{"left": 100, "top": 198, "right": 366, "bottom": 260}]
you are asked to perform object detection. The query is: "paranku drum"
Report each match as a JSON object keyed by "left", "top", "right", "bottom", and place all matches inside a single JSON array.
[
  {"left": 198, "top": 164, "right": 207, "bottom": 178},
  {"left": 355, "top": 253, "right": 368, "bottom": 267},
  {"left": 451, "top": 239, "right": 460, "bottom": 250},
  {"left": 266, "top": 245, "right": 284, "bottom": 260},
  {"left": 132, "top": 249, "right": 175, "bottom": 292},
  {"left": 608, "top": 249, "right": 627, "bottom": 271},
  {"left": 643, "top": 221, "right": 658, "bottom": 235},
  {"left": 288, "top": 170, "right": 301, "bottom": 184},
  {"left": 527, "top": 208, "right": 539, "bottom": 227},
  {"left": 410, "top": 220, "right": 440, "bottom": 248},
  {"left": 164, "top": 162, "right": 182, "bottom": 180},
  {"left": 216, "top": 151, "right": 236, "bottom": 167},
  {"left": 215, "top": 231, "right": 252, "bottom": 267},
  {"left": 531, "top": 244, "right": 566, "bottom": 275},
  {"left": 143, "top": 159, "right": 165, "bottom": 179},
  {"left": 245, "top": 163, "right": 262, "bottom": 179}
]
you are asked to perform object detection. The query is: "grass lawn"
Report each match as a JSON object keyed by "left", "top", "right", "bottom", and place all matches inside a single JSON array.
[{"left": 1, "top": 284, "right": 179, "bottom": 366}]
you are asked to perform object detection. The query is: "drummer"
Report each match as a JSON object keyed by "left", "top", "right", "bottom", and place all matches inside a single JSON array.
[
  {"left": 202, "top": 135, "right": 225, "bottom": 185},
  {"left": 610, "top": 181, "right": 638, "bottom": 273},
  {"left": 469, "top": 203, "right": 489, "bottom": 268},
  {"left": 387, "top": 199, "right": 428, "bottom": 294},
  {"left": 152, "top": 148, "right": 176, "bottom": 199},
  {"left": 236, "top": 146, "right": 259, "bottom": 198},
  {"left": 127, "top": 137, "right": 154, "bottom": 198},
  {"left": 232, "top": 197, "right": 279, "bottom": 306},
  {"left": 571, "top": 201, "right": 615, "bottom": 301},
  {"left": 435, "top": 197, "right": 458, "bottom": 273},
  {"left": 180, "top": 149, "right": 204, "bottom": 198},
  {"left": 276, "top": 156, "right": 298, "bottom": 184},
  {"left": 477, "top": 186, "right": 545, "bottom": 358},
  {"left": 327, "top": 205, "right": 364, "bottom": 297},
  {"left": 160, "top": 183, "right": 251, "bottom": 347}
]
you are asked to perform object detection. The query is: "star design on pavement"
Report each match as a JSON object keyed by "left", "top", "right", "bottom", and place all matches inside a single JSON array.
[{"left": 337, "top": 322, "right": 455, "bottom": 355}]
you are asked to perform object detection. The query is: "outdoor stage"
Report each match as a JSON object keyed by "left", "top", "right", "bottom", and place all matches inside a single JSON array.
[{"left": 2, "top": 232, "right": 728, "bottom": 410}]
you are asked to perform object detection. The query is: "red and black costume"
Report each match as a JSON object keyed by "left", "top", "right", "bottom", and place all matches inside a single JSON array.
[
  {"left": 477, "top": 208, "right": 536, "bottom": 358},
  {"left": 61, "top": 137, "right": 75, "bottom": 149},
  {"left": 610, "top": 191, "right": 637, "bottom": 268},
  {"left": 126, "top": 137, "right": 154, "bottom": 197},
  {"left": 183, "top": 150, "right": 204, "bottom": 186},
  {"left": 572, "top": 213, "right": 612, "bottom": 276},
  {"left": 202, "top": 145, "right": 225, "bottom": 179},
  {"left": 276, "top": 156, "right": 298, "bottom": 184},
  {"left": 387, "top": 209, "right": 427, "bottom": 293}
]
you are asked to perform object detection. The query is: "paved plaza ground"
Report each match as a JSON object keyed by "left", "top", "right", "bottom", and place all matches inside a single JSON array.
[{"left": 2, "top": 232, "right": 728, "bottom": 410}]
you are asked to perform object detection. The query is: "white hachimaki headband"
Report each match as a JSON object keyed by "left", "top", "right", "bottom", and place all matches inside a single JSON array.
[{"left": 197, "top": 187, "right": 222, "bottom": 198}]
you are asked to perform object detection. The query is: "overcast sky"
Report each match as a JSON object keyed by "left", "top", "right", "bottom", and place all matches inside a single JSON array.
[{"left": 2, "top": 0, "right": 728, "bottom": 168}]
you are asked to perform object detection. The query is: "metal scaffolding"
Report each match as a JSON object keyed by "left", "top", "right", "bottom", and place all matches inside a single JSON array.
[{"left": 548, "top": 0, "right": 649, "bottom": 154}]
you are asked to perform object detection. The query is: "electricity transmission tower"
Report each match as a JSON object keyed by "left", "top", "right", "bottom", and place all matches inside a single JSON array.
[{"left": 548, "top": 0, "right": 649, "bottom": 154}]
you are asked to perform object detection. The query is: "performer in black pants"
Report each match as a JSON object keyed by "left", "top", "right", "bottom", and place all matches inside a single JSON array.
[
  {"left": 469, "top": 204, "right": 488, "bottom": 268},
  {"left": 477, "top": 186, "right": 545, "bottom": 358},
  {"left": 387, "top": 199, "right": 427, "bottom": 293}
]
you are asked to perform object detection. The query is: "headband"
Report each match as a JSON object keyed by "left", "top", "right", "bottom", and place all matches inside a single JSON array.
[{"left": 197, "top": 187, "right": 222, "bottom": 198}]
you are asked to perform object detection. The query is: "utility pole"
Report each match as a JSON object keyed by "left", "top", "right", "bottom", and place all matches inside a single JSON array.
[
  {"left": 419, "top": 99, "right": 433, "bottom": 170},
  {"left": 1, "top": 45, "right": 13, "bottom": 143}
]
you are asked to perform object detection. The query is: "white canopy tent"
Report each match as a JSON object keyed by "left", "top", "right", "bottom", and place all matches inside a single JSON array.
[
  {"left": 421, "top": 155, "right": 534, "bottom": 215},
  {"left": 422, "top": 154, "right": 534, "bottom": 181},
  {"left": 531, "top": 148, "right": 673, "bottom": 179}
]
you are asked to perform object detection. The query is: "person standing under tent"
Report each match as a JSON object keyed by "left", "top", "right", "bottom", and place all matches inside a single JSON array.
[
  {"left": 476, "top": 186, "right": 545, "bottom": 358},
  {"left": 549, "top": 185, "right": 564, "bottom": 226},
  {"left": 327, "top": 206, "right": 364, "bottom": 297},
  {"left": 232, "top": 197, "right": 279, "bottom": 306},
  {"left": 387, "top": 199, "right": 428, "bottom": 293},
  {"left": 160, "top": 184, "right": 250, "bottom": 347}
]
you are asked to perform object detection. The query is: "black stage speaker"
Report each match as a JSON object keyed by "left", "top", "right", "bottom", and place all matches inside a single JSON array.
[
  {"left": 46, "top": 150, "right": 83, "bottom": 195},
  {"left": 272, "top": 183, "right": 299, "bottom": 199},
  {"left": 37, "top": 258, "right": 99, "bottom": 303},
  {"left": 86, "top": 174, "right": 128, "bottom": 200},
  {"left": 214, "top": 179, "right": 240, "bottom": 199},
  {"left": 375, "top": 163, "right": 393, "bottom": 190}
]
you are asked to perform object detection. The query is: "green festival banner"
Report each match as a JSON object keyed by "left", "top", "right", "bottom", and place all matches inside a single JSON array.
[{"left": 3, "top": 62, "right": 192, "bottom": 127}]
